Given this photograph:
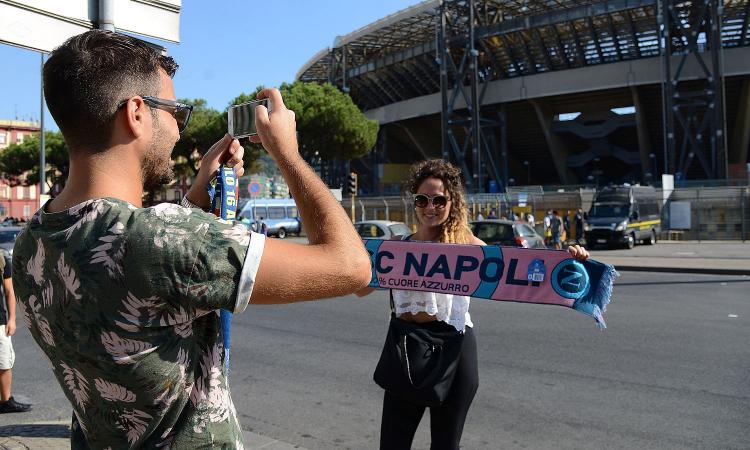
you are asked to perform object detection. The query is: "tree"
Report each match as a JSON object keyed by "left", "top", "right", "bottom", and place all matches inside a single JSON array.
[
  {"left": 0, "top": 131, "right": 69, "bottom": 192},
  {"left": 281, "top": 81, "right": 379, "bottom": 161},
  {"left": 172, "top": 96, "right": 265, "bottom": 179},
  {"left": 220, "top": 92, "right": 265, "bottom": 175},
  {"left": 171, "top": 98, "right": 223, "bottom": 179},
  {"left": 237, "top": 82, "right": 379, "bottom": 161}
]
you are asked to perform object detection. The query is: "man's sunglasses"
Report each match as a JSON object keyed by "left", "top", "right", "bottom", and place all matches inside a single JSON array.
[
  {"left": 118, "top": 96, "right": 193, "bottom": 132},
  {"left": 414, "top": 194, "right": 450, "bottom": 209}
]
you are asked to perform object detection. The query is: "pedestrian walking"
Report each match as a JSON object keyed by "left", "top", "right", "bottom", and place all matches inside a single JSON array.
[
  {"left": 476, "top": 211, "right": 484, "bottom": 221},
  {"left": 0, "top": 249, "right": 31, "bottom": 414},
  {"left": 543, "top": 210, "right": 553, "bottom": 245},
  {"left": 11, "top": 30, "right": 370, "bottom": 448},
  {"left": 574, "top": 208, "right": 585, "bottom": 244},
  {"left": 550, "top": 210, "right": 564, "bottom": 250}
]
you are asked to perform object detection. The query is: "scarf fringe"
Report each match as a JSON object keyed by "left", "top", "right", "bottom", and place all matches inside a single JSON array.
[{"left": 589, "top": 264, "right": 619, "bottom": 330}]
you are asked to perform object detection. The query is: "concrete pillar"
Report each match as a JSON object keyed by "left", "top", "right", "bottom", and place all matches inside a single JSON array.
[
  {"left": 529, "top": 99, "right": 576, "bottom": 184},
  {"left": 630, "top": 86, "right": 654, "bottom": 178},
  {"left": 730, "top": 78, "right": 750, "bottom": 165}
]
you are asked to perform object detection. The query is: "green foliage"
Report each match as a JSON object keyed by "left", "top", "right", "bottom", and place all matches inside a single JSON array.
[
  {"left": 0, "top": 82, "right": 377, "bottom": 194},
  {"left": 280, "top": 81, "right": 378, "bottom": 160},
  {"left": 233, "top": 82, "right": 378, "bottom": 162},
  {"left": 171, "top": 98, "right": 223, "bottom": 178},
  {"left": 171, "top": 95, "right": 267, "bottom": 178},
  {"left": 0, "top": 131, "right": 69, "bottom": 189},
  {"left": 220, "top": 91, "right": 265, "bottom": 175}
]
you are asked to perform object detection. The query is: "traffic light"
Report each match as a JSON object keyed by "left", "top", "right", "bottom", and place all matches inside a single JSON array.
[{"left": 347, "top": 172, "right": 358, "bottom": 196}]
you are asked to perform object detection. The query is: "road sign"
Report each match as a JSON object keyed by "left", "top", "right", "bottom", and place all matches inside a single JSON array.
[
  {"left": 0, "top": 1, "right": 181, "bottom": 53},
  {"left": 248, "top": 181, "right": 262, "bottom": 197}
]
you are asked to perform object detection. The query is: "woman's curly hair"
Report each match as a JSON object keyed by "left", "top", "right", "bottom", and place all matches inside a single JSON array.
[{"left": 406, "top": 159, "right": 474, "bottom": 244}]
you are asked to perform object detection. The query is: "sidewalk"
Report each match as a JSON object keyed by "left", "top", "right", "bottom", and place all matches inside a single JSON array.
[
  {"left": 588, "top": 240, "right": 750, "bottom": 275},
  {"left": 0, "top": 421, "right": 306, "bottom": 450}
]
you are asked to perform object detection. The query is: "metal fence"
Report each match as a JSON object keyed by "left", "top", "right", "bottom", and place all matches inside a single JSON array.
[
  {"left": 343, "top": 186, "right": 750, "bottom": 241},
  {"left": 342, "top": 191, "right": 587, "bottom": 231},
  {"left": 660, "top": 187, "right": 750, "bottom": 241}
]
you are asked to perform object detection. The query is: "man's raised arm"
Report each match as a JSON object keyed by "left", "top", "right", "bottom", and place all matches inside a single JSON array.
[{"left": 244, "top": 88, "right": 371, "bottom": 304}]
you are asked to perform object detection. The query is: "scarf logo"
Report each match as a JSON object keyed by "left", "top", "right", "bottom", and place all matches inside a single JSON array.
[{"left": 551, "top": 260, "right": 590, "bottom": 300}]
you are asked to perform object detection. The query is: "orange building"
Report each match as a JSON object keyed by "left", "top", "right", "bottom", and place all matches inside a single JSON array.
[
  {"left": 0, "top": 120, "right": 41, "bottom": 220},
  {"left": 0, "top": 184, "right": 38, "bottom": 221},
  {"left": 0, "top": 119, "right": 39, "bottom": 150}
]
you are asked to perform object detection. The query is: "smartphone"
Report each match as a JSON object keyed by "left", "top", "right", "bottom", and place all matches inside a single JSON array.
[{"left": 228, "top": 98, "right": 269, "bottom": 138}]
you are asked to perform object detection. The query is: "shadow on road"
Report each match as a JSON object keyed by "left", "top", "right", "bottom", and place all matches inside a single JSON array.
[{"left": 0, "top": 424, "right": 69, "bottom": 438}]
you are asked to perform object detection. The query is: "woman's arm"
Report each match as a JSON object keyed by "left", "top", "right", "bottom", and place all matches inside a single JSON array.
[{"left": 470, "top": 236, "right": 486, "bottom": 246}]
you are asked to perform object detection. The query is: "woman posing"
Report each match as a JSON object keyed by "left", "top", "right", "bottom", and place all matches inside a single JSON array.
[{"left": 359, "top": 159, "right": 589, "bottom": 450}]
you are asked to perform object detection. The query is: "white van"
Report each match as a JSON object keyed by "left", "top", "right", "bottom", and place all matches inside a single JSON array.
[{"left": 237, "top": 198, "right": 301, "bottom": 239}]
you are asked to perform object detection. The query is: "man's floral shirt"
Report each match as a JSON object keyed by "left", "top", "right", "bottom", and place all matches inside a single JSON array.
[{"left": 12, "top": 198, "right": 265, "bottom": 449}]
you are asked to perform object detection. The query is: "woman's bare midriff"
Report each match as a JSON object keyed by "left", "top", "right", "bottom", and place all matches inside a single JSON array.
[{"left": 397, "top": 311, "right": 438, "bottom": 323}]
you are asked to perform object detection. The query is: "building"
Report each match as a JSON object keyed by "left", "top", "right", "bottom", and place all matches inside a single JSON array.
[
  {"left": 0, "top": 184, "right": 38, "bottom": 221},
  {"left": 0, "top": 120, "right": 41, "bottom": 219},
  {"left": 0, "top": 119, "right": 39, "bottom": 150},
  {"left": 297, "top": 0, "right": 750, "bottom": 193}
]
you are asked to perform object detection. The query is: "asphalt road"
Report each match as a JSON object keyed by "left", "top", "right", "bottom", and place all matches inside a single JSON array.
[{"left": 2, "top": 271, "right": 748, "bottom": 449}]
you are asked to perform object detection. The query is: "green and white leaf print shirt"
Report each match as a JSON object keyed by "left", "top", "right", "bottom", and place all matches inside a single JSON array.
[{"left": 11, "top": 198, "right": 266, "bottom": 449}]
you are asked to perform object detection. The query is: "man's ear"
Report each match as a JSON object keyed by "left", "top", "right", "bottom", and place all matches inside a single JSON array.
[{"left": 120, "top": 97, "right": 149, "bottom": 139}]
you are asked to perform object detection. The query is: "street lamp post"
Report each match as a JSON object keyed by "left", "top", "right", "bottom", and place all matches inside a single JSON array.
[
  {"left": 523, "top": 160, "right": 530, "bottom": 185},
  {"left": 649, "top": 153, "right": 657, "bottom": 179}
]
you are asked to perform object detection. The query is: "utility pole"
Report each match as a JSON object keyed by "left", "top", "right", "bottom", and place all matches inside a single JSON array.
[{"left": 39, "top": 53, "right": 46, "bottom": 202}]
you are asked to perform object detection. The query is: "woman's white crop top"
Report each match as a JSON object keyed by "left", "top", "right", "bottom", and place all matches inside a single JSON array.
[{"left": 391, "top": 235, "right": 473, "bottom": 332}]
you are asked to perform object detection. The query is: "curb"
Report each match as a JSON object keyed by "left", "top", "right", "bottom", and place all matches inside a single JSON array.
[{"left": 612, "top": 265, "right": 750, "bottom": 276}]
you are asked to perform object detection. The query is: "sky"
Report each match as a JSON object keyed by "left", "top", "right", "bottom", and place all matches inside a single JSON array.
[{"left": 0, "top": 0, "right": 421, "bottom": 130}]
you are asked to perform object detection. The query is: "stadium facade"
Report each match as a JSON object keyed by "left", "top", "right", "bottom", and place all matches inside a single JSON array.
[{"left": 297, "top": 0, "right": 750, "bottom": 194}]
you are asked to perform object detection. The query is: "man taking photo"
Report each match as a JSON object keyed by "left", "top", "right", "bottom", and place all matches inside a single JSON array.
[{"left": 12, "top": 30, "right": 371, "bottom": 448}]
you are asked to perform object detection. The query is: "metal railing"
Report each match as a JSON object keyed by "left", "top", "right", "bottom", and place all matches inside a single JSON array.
[
  {"left": 342, "top": 191, "right": 586, "bottom": 230},
  {"left": 343, "top": 186, "right": 750, "bottom": 241}
]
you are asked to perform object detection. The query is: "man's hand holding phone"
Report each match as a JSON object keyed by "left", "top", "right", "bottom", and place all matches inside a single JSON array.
[{"left": 248, "top": 88, "right": 299, "bottom": 163}]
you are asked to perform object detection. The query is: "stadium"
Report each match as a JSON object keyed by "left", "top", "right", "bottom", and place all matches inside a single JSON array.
[{"left": 297, "top": 0, "right": 750, "bottom": 195}]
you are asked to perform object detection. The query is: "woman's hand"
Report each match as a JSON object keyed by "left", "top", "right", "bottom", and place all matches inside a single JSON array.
[{"left": 567, "top": 244, "right": 590, "bottom": 262}]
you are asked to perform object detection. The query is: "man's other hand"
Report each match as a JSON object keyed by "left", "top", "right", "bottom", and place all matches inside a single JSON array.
[{"left": 186, "top": 134, "right": 245, "bottom": 210}]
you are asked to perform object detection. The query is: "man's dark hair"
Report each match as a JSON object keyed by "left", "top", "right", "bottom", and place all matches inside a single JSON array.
[{"left": 43, "top": 30, "right": 178, "bottom": 153}]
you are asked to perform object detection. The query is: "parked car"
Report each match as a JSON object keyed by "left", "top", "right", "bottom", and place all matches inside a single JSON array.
[
  {"left": 0, "top": 226, "right": 22, "bottom": 257},
  {"left": 355, "top": 220, "right": 411, "bottom": 240},
  {"left": 470, "top": 220, "right": 546, "bottom": 249}
]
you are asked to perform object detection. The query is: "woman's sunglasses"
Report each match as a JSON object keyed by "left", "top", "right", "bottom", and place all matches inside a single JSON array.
[
  {"left": 414, "top": 194, "right": 449, "bottom": 209},
  {"left": 118, "top": 96, "right": 193, "bottom": 133}
]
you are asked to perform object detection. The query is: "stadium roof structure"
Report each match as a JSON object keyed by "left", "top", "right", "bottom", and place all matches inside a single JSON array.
[{"left": 297, "top": 0, "right": 750, "bottom": 112}]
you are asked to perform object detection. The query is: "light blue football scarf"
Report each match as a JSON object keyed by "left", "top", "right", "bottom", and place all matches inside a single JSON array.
[{"left": 207, "top": 165, "right": 238, "bottom": 374}]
